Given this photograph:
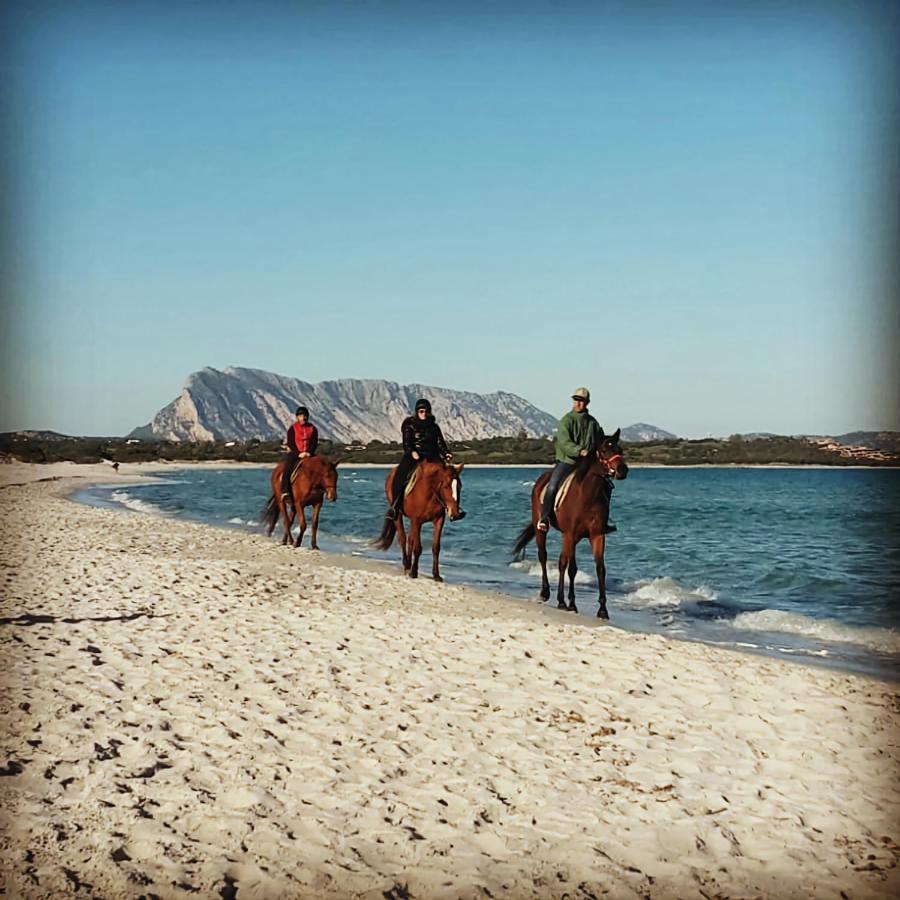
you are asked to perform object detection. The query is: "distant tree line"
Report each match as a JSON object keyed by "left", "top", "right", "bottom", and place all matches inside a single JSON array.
[{"left": 1, "top": 433, "right": 896, "bottom": 467}]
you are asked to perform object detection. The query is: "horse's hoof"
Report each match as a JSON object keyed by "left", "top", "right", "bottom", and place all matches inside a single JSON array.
[
  {"left": 433, "top": 575, "right": 443, "bottom": 583},
  {"left": 408, "top": 571, "right": 418, "bottom": 579},
  {"left": 557, "top": 601, "right": 567, "bottom": 610},
  {"left": 568, "top": 604, "right": 578, "bottom": 613},
  {"left": 597, "top": 608, "right": 609, "bottom": 620}
]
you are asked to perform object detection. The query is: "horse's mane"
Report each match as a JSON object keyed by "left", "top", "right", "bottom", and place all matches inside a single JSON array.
[{"left": 573, "top": 453, "right": 601, "bottom": 484}]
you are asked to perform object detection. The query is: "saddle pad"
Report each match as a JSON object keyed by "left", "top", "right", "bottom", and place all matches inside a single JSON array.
[
  {"left": 538, "top": 472, "right": 576, "bottom": 514},
  {"left": 403, "top": 467, "right": 420, "bottom": 498}
]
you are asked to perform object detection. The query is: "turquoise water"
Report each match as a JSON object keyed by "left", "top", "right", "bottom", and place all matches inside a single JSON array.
[{"left": 74, "top": 466, "right": 900, "bottom": 679}]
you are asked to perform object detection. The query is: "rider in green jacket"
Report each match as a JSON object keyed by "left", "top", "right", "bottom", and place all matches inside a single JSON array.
[{"left": 537, "top": 387, "right": 614, "bottom": 532}]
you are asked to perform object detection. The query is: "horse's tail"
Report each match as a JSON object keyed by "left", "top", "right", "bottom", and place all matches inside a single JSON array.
[
  {"left": 262, "top": 493, "right": 281, "bottom": 536},
  {"left": 511, "top": 522, "right": 536, "bottom": 561},
  {"left": 373, "top": 514, "right": 397, "bottom": 551}
]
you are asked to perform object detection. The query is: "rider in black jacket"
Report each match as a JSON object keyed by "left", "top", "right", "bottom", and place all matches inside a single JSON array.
[{"left": 385, "top": 398, "right": 464, "bottom": 520}]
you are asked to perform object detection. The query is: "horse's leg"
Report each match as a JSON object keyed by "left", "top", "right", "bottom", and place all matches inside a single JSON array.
[
  {"left": 567, "top": 549, "right": 578, "bottom": 612},
  {"left": 395, "top": 514, "right": 410, "bottom": 572},
  {"left": 535, "top": 528, "right": 550, "bottom": 601},
  {"left": 296, "top": 505, "right": 308, "bottom": 548},
  {"left": 281, "top": 496, "right": 295, "bottom": 546},
  {"left": 556, "top": 533, "right": 575, "bottom": 610},
  {"left": 431, "top": 514, "right": 445, "bottom": 582},
  {"left": 310, "top": 502, "right": 322, "bottom": 551},
  {"left": 408, "top": 518, "right": 423, "bottom": 579},
  {"left": 591, "top": 533, "right": 608, "bottom": 619}
]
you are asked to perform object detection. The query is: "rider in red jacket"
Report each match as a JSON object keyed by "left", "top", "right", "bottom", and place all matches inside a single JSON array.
[{"left": 281, "top": 406, "right": 319, "bottom": 499}]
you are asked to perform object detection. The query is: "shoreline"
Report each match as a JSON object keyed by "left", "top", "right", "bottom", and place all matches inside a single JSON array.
[
  {"left": 70, "top": 474, "right": 900, "bottom": 685},
  {"left": 2, "top": 476, "right": 899, "bottom": 897},
  {"left": 2, "top": 459, "right": 896, "bottom": 490},
  {"left": 12, "top": 461, "right": 900, "bottom": 683}
]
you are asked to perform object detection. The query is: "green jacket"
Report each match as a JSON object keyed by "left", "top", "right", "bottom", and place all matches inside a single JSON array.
[{"left": 554, "top": 409, "right": 602, "bottom": 464}]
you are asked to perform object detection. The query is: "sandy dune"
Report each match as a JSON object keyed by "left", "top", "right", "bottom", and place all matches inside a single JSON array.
[{"left": 1, "top": 475, "right": 898, "bottom": 898}]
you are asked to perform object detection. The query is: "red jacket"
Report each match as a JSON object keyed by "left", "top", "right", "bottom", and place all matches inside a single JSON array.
[{"left": 288, "top": 422, "right": 318, "bottom": 455}]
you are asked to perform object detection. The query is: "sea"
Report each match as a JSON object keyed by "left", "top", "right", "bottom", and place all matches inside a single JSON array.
[{"left": 73, "top": 465, "right": 900, "bottom": 681}]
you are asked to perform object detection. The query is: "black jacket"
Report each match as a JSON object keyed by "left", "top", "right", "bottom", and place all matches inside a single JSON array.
[{"left": 401, "top": 415, "right": 449, "bottom": 462}]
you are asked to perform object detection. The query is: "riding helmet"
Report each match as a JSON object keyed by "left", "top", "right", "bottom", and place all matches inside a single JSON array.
[
  {"left": 414, "top": 398, "right": 432, "bottom": 413},
  {"left": 295, "top": 406, "right": 309, "bottom": 417}
]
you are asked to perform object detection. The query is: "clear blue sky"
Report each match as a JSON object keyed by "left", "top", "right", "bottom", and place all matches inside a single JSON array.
[{"left": 2, "top": 0, "right": 897, "bottom": 437}]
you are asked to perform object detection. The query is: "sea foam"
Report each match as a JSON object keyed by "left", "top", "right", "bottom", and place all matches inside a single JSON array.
[
  {"left": 620, "top": 576, "right": 718, "bottom": 609},
  {"left": 109, "top": 490, "right": 168, "bottom": 517},
  {"left": 731, "top": 609, "right": 900, "bottom": 654}
]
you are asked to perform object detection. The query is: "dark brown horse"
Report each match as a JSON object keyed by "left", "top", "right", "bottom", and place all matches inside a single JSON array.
[
  {"left": 262, "top": 456, "right": 339, "bottom": 549},
  {"left": 374, "top": 461, "right": 465, "bottom": 580},
  {"left": 512, "top": 429, "right": 628, "bottom": 618}
]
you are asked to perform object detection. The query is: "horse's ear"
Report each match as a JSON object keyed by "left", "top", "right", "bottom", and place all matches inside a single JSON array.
[
  {"left": 331, "top": 456, "right": 344, "bottom": 467},
  {"left": 454, "top": 463, "right": 465, "bottom": 473},
  {"left": 598, "top": 426, "right": 605, "bottom": 440},
  {"left": 611, "top": 428, "right": 620, "bottom": 443}
]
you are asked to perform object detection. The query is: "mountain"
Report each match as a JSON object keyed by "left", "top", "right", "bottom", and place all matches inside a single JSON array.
[
  {"left": 131, "top": 367, "right": 560, "bottom": 443},
  {"left": 620, "top": 423, "right": 678, "bottom": 442}
]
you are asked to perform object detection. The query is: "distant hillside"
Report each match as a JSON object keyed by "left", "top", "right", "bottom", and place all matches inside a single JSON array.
[
  {"left": 0, "top": 430, "right": 71, "bottom": 442},
  {"left": 621, "top": 423, "right": 677, "bottom": 442},
  {"left": 131, "top": 367, "right": 560, "bottom": 443},
  {"left": 831, "top": 431, "right": 900, "bottom": 454}
]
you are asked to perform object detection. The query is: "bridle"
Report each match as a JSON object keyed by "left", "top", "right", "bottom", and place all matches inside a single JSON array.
[{"left": 598, "top": 450, "right": 623, "bottom": 477}]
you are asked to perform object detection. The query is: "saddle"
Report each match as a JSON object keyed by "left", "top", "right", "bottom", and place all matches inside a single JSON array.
[
  {"left": 289, "top": 459, "right": 305, "bottom": 484},
  {"left": 538, "top": 472, "right": 577, "bottom": 516},
  {"left": 403, "top": 467, "right": 420, "bottom": 497}
]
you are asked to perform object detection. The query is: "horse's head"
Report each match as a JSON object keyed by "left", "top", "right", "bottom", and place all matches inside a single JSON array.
[
  {"left": 596, "top": 428, "right": 628, "bottom": 480},
  {"left": 315, "top": 457, "right": 339, "bottom": 502},
  {"left": 435, "top": 463, "right": 465, "bottom": 521}
]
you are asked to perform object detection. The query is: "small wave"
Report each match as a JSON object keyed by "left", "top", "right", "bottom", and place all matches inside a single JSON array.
[
  {"left": 228, "top": 517, "right": 244, "bottom": 524},
  {"left": 731, "top": 610, "right": 900, "bottom": 654},
  {"left": 109, "top": 490, "right": 168, "bottom": 516},
  {"left": 620, "top": 576, "right": 718, "bottom": 609},
  {"left": 521, "top": 481, "right": 535, "bottom": 487},
  {"left": 352, "top": 478, "right": 370, "bottom": 484},
  {"left": 507, "top": 559, "right": 597, "bottom": 585}
]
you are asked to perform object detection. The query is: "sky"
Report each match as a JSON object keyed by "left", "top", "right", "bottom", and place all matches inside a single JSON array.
[{"left": 2, "top": 0, "right": 898, "bottom": 438}]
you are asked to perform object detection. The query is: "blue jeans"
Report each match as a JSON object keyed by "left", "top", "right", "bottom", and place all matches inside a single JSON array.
[{"left": 540, "top": 461, "right": 574, "bottom": 521}]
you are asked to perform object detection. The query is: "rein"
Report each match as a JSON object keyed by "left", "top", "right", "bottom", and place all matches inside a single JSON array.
[{"left": 599, "top": 452, "right": 623, "bottom": 476}]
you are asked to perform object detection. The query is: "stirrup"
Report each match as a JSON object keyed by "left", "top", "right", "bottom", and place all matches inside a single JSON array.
[
  {"left": 536, "top": 518, "right": 549, "bottom": 532},
  {"left": 604, "top": 522, "right": 617, "bottom": 534}
]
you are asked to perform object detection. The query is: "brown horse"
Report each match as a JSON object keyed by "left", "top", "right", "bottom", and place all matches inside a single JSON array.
[
  {"left": 373, "top": 461, "right": 465, "bottom": 580},
  {"left": 262, "top": 456, "right": 339, "bottom": 549},
  {"left": 512, "top": 429, "right": 628, "bottom": 618}
]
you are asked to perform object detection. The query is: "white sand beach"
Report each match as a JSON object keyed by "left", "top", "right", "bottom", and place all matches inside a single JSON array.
[{"left": 1, "top": 467, "right": 899, "bottom": 898}]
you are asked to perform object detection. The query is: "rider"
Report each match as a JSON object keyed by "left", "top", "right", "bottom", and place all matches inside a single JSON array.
[
  {"left": 537, "top": 387, "right": 614, "bottom": 533},
  {"left": 385, "top": 398, "right": 465, "bottom": 521},
  {"left": 281, "top": 406, "right": 319, "bottom": 500}
]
